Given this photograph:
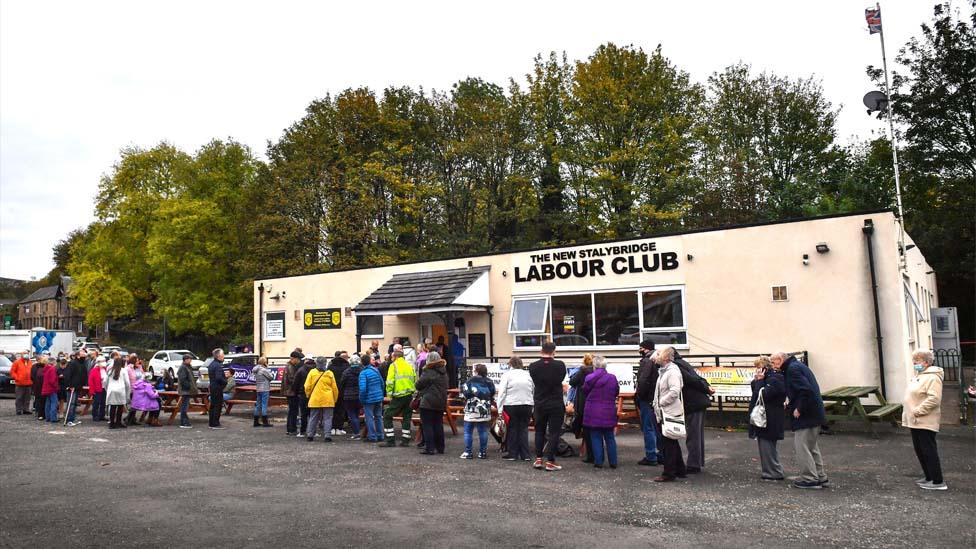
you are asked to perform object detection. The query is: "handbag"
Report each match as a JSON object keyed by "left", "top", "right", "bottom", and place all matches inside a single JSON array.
[
  {"left": 750, "top": 388, "right": 767, "bottom": 428},
  {"left": 662, "top": 391, "right": 686, "bottom": 440},
  {"left": 410, "top": 392, "right": 422, "bottom": 411}
]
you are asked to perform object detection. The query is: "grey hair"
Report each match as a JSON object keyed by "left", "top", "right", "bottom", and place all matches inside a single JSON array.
[
  {"left": 212, "top": 348, "right": 223, "bottom": 359},
  {"left": 657, "top": 346, "right": 675, "bottom": 363},
  {"left": 593, "top": 355, "right": 607, "bottom": 369},
  {"left": 315, "top": 356, "right": 329, "bottom": 368},
  {"left": 912, "top": 349, "right": 935, "bottom": 366},
  {"left": 771, "top": 352, "right": 788, "bottom": 362}
]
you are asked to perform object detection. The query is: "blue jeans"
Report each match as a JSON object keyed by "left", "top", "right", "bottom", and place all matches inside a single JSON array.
[
  {"left": 253, "top": 392, "right": 269, "bottom": 417},
  {"left": 638, "top": 399, "right": 662, "bottom": 462},
  {"left": 45, "top": 394, "right": 59, "bottom": 422},
  {"left": 66, "top": 389, "right": 79, "bottom": 422},
  {"left": 464, "top": 421, "right": 488, "bottom": 454},
  {"left": 363, "top": 402, "right": 383, "bottom": 441},
  {"left": 91, "top": 391, "right": 106, "bottom": 421},
  {"left": 179, "top": 394, "right": 191, "bottom": 426},
  {"left": 344, "top": 401, "right": 361, "bottom": 435},
  {"left": 589, "top": 427, "right": 618, "bottom": 466}
]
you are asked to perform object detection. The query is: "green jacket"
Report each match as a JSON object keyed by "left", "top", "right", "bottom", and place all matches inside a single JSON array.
[{"left": 385, "top": 357, "right": 416, "bottom": 398}]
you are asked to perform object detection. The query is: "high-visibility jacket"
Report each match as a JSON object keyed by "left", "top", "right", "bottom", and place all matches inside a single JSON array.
[{"left": 385, "top": 357, "right": 416, "bottom": 398}]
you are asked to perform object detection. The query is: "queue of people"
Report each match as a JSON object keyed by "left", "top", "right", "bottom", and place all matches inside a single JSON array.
[{"left": 6, "top": 342, "right": 949, "bottom": 491}]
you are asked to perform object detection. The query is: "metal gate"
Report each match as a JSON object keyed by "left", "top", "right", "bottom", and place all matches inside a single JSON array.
[{"left": 934, "top": 348, "right": 967, "bottom": 424}]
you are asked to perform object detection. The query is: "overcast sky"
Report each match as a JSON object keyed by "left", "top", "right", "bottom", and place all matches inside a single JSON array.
[{"left": 1, "top": 0, "right": 966, "bottom": 281}]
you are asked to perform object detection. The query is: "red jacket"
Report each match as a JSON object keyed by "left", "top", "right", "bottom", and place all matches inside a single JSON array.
[
  {"left": 88, "top": 366, "right": 105, "bottom": 394},
  {"left": 41, "top": 364, "right": 60, "bottom": 396},
  {"left": 11, "top": 358, "right": 33, "bottom": 386}
]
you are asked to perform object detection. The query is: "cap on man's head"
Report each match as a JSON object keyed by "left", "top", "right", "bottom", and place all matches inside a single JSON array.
[
  {"left": 639, "top": 340, "right": 656, "bottom": 352},
  {"left": 290, "top": 351, "right": 304, "bottom": 359}
]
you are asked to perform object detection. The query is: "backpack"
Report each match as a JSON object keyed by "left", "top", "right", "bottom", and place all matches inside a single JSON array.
[{"left": 555, "top": 436, "right": 578, "bottom": 458}]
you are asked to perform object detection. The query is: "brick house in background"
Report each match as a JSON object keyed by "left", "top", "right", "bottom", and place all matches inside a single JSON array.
[{"left": 17, "top": 276, "right": 89, "bottom": 335}]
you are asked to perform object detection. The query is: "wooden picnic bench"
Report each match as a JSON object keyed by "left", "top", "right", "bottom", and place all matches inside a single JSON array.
[{"left": 821, "top": 385, "right": 902, "bottom": 434}]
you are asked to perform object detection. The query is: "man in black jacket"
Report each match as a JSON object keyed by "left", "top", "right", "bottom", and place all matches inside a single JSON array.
[
  {"left": 528, "top": 341, "right": 567, "bottom": 472},
  {"left": 673, "top": 351, "right": 714, "bottom": 473},
  {"left": 208, "top": 349, "right": 226, "bottom": 429},
  {"left": 294, "top": 357, "right": 314, "bottom": 436},
  {"left": 635, "top": 340, "right": 661, "bottom": 466},
  {"left": 64, "top": 351, "right": 88, "bottom": 426},
  {"left": 329, "top": 351, "right": 350, "bottom": 434}
]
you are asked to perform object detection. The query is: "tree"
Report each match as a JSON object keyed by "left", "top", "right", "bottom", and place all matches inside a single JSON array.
[
  {"left": 569, "top": 44, "right": 702, "bottom": 238},
  {"left": 688, "top": 63, "right": 842, "bottom": 226},
  {"left": 870, "top": 2, "right": 975, "bottom": 342}
]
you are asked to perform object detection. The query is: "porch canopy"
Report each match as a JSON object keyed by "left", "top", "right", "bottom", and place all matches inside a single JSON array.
[
  {"left": 353, "top": 265, "right": 490, "bottom": 316},
  {"left": 352, "top": 265, "right": 493, "bottom": 366}
]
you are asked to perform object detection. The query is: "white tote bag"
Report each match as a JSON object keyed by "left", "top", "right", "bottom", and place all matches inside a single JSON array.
[
  {"left": 662, "top": 391, "right": 686, "bottom": 440},
  {"left": 750, "top": 388, "right": 767, "bottom": 428}
]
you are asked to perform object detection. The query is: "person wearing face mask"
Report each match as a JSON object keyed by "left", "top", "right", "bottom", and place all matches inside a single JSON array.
[
  {"left": 773, "top": 352, "right": 827, "bottom": 490},
  {"left": 11, "top": 352, "right": 34, "bottom": 415},
  {"left": 634, "top": 340, "right": 661, "bottom": 466},
  {"left": 902, "top": 349, "right": 947, "bottom": 491}
]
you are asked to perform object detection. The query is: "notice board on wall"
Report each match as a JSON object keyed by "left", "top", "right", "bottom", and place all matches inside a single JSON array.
[{"left": 468, "top": 333, "right": 486, "bottom": 358}]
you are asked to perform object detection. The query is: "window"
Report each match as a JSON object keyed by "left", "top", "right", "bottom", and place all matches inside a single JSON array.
[
  {"left": 509, "top": 297, "right": 548, "bottom": 333},
  {"left": 771, "top": 286, "right": 788, "bottom": 302},
  {"left": 512, "top": 286, "right": 687, "bottom": 349},
  {"left": 935, "top": 315, "right": 950, "bottom": 333},
  {"left": 264, "top": 311, "right": 286, "bottom": 341},
  {"left": 358, "top": 315, "right": 384, "bottom": 337},
  {"left": 551, "top": 294, "right": 593, "bottom": 346},
  {"left": 153, "top": 352, "right": 167, "bottom": 361},
  {"left": 595, "top": 291, "right": 639, "bottom": 345}
]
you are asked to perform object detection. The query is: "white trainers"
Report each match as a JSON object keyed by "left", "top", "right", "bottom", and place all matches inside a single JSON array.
[
  {"left": 919, "top": 482, "right": 948, "bottom": 490},
  {"left": 67, "top": 421, "right": 80, "bottom": 427},
  {"left": 459, "top": 452, "right": 473, "bottom": 459},
  {"left": 915, "top": 477, "right": 930, "bottom": 485},
  {"left": 337, "top": 429, "right": 346, "bottom": 435}
]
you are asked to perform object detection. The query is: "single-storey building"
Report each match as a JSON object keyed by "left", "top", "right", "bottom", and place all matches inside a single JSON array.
[{"left": 253, "top": 210, "right": 937, "bottom": 403}]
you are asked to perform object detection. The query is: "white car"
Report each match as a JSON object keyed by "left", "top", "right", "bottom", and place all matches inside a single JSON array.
[
  {"left": 99, "top": 346, "right": 129, "bottom": 358},
  {"left": 147, "top": 349, "right": 204, "bottom": 380}
]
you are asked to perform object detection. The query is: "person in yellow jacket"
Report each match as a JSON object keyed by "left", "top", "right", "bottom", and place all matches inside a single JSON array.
[
  {"left": 383, "top": 349, "right": 417, "bottom": 447},
  {"left": 304, "top": 356, "right": 339, "bottom": 442},
  {"left": 902, "top": 349, "right": 947, "bottom": 490}
]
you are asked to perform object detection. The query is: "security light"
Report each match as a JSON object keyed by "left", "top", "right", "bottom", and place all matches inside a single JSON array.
[{"left": 815, "top": 243, "right": 830, "bottom": 254}]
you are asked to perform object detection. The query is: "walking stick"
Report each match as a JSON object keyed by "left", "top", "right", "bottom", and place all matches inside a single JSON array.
[{"left": 63, "top": 388, "right": 75, "bottom": 426}]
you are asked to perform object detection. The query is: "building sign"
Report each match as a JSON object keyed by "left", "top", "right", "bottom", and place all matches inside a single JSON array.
[
  {"left": 265, "top": 312, "right": 285, "bottom": 340},
  {"left": 304, "top": 308, "right": 342, "bottom": 330},
  {"left": 514, "top": 241, "right": 679, "bottom": 283}
]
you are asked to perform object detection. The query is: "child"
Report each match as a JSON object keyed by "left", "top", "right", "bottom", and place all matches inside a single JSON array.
[
  {"left": 251, "top": 356, "right": 275, "bottom": 427},
  {"left": 130, "top": 378, "right": 162, "bottom": 427},
  {"left": 460, "top": 363, "right": 496, "bottom": 459}
]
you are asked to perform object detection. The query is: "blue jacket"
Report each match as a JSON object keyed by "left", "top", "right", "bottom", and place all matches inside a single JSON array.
[
  {"left": 209, "top": 359, "right": 227, "bottom": 392},
  {"left": 358, "top": 365, "right": 384, "bottom": 404},
  {"left": 783, "top": 356, "right": 826, "bottom": 431},
  {"left": 749, "top": 370, "right": 786, "bottom": 440}
]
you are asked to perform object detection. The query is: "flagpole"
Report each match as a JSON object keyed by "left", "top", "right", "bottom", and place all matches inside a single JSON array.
[{"left": 877, "top": 2, "right": 907, "bottom": 271}]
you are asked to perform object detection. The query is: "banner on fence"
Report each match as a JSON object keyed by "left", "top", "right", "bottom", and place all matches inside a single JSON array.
[{"left": 477, "top": 361, "right": 752, "bottom": 398}]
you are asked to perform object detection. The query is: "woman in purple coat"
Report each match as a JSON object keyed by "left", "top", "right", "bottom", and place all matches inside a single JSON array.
[
  {"left": 130, "top": 378, "right": 162, "bottom": 427},
  {"left": 582, "top": 355, "right": 620, "bottom": 469}
]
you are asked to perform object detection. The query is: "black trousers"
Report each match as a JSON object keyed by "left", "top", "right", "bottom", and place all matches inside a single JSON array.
[
  {"left": 420, "top": 408, "right": 445, "bottom": 453},
  {"left": 660, "top": 434, "right": 687, "bottom": 479},
  {"left": 91, "top": 391, "right": 106, "bottom": 421},
  {"left": 35, "top": 393, "right": 45, "bottom": 418},
  {"left": 286, "top": 395, "right": 300, "bottom": 434},
  {"left": 331, "top": 403, "right": 347, "bottom": 430},
  {"left": 209, "top": 392, "right": 223, "bottom": 427},
  {"left": 299, "top": 396, "right": 310, "bottom": 434},
  {"left": 109, "top": 405, "right": 124, "bottom": 426},
  {"left": 534, "top": 407, "right": 565, "bottom": 462},
  {"left": 910, "top": 428, "right": 943, "bottom": 484},
  {"left": 504, "top": 405, "right": 532, "bottom": 460}
]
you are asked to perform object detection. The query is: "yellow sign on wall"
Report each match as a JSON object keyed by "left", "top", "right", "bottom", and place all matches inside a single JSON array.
[{"left": 303, "top": 308, "right": 342, "bottom": 330}]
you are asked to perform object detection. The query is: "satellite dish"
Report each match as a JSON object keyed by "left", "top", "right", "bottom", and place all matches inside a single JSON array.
[{"left": 863, "top": 90, "right": 888, "bottom": 114}]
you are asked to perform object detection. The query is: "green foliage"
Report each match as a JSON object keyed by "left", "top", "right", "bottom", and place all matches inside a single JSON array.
[{"left": 53, "top": 26, "right": 971, "bottom": 340}]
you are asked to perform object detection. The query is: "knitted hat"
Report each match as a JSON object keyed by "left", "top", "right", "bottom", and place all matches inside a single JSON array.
[{"left": 639, "top": 340, "right": 656, "bottom": 352}]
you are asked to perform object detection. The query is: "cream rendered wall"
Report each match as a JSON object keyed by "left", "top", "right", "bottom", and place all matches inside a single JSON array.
[{"left": 254, "top": 211, "right": 929, "bottom": 402}]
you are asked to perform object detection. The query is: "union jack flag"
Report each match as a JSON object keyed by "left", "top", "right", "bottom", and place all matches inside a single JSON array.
[{"left": 865, "top": 7, "right": 882, "bottom": 34}]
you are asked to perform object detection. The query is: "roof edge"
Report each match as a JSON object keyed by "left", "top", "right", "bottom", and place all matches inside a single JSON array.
[{"left": 257, "top": 208, "right": 896, "bottom": 283}]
